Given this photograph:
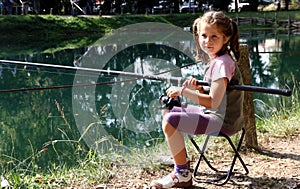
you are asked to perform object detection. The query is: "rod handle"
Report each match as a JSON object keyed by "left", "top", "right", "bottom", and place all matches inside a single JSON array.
[
  {"left": 196, "top": 80, "right": 292, "bottom": 96},
  {"left": 228, "top": 85, "right": 292, "bottom": 96}
]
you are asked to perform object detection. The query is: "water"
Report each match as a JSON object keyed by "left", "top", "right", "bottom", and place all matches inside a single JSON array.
[{"left": 0, "top": 26, "right": 299, "bottom": 170}]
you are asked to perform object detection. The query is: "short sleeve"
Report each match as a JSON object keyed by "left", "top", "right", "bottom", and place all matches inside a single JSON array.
[{"left": 210, "top": 55, "right": 236, "bottom": 82}]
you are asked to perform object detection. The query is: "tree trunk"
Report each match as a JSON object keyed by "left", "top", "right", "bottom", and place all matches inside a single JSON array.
[
  {"left": 248, "top": 0, "right": 259, "bottom": 11},
  {"left": 284, "top": 0, "right": 289, "bottom": 11},
  {"left": 237, "top": 44, "right": 258, "bottom": 149}
]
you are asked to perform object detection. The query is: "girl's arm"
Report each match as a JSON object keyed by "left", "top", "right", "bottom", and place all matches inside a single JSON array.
[{"left": 182, "top": 78, "right": 228, "bottom": 109}]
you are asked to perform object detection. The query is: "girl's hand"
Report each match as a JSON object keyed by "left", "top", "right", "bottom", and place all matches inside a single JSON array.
[
  {"left": 166, "top": 86, "right": 182, "bottom": 98},
  {"left": 183, "top": 77, "right": 204, "bottom": 93}
]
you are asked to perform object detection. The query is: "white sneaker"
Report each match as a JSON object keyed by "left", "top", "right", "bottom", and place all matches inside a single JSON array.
[{"left": 150, "top": 171, "right": 192, "bottom": 188}]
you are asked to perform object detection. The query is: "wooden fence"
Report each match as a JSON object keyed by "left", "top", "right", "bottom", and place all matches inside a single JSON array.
[{"left": 234, "top": 14, "right": 300, "bottom": 28}]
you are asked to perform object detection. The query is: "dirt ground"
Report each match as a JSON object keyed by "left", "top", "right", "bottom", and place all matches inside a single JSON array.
[{"left": 98, "top": 133, "right": 300, "bottom": 189}]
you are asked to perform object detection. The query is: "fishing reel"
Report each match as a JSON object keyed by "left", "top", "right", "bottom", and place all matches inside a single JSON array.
[{"left": 159, "top": 95, "right": 185, "bottom": 110}]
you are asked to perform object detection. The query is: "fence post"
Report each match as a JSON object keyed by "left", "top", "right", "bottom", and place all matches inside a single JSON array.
[{"left": 237, "top": 44, "right": 258, "bottom": 149}]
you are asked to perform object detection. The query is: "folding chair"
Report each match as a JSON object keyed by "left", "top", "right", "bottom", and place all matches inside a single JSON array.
[{"left": 188, "top": 128, "right": 249, "bottom": 186}]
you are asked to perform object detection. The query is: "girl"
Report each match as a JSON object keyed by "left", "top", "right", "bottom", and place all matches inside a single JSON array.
[{"left": 150, "top": 11, "right": 244, "bottom": 188}]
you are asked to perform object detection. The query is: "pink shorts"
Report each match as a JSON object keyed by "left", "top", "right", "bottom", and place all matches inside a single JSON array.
[{"left": 164, "top": 105, "right": 235, "bottom": 136}]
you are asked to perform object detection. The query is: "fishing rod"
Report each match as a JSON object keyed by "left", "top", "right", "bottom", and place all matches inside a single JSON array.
[
  {"left": 0, "top": 59, "right": 292, "bottom": 96},
  {"left": 249, "top": 51, "right": 300, "bottom": 54}
]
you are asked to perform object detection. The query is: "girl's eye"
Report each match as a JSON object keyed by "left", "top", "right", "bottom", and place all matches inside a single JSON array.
[
  {"left": 201, "top": 34, "right": 207, "bottom": 38},
  {"left": 212, "top": 35, "right": 218, "bottom": 40}
]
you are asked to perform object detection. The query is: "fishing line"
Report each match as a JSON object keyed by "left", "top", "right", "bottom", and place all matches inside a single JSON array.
[
  {"left": 0, "top": 59, "right": 202, "bottom": 93},
  {"left": 0, "top": 59, "right": 292, "bottom": 96},
  {"left": 0, "top": 78, "right": 142, "bottom": 93},
  {"left": 249, "top": 51, "right": 300, "bottom": 54},
  {"left": 1, "top": 64, "right": 106, "bottom": 78}
]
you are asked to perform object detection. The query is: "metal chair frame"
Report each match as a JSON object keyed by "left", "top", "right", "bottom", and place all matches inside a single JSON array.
[{"left": 188, "top": 128, "right": 249, "bottom": 186}]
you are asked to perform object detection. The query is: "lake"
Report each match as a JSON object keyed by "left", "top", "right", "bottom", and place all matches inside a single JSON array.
[{"left": 0, "top": 23, "right": 299, "bottom": 170}]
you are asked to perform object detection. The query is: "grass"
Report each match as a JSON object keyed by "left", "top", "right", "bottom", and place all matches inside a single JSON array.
[
  {"left": 1, "top": 137, "right": 168, "bottom": 188},
  {"left": 256, "top": 87, "right": 299, "bottom": 138}
]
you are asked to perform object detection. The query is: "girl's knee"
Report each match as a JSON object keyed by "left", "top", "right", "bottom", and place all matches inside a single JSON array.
[
  {"left": 161, "top": 109, "right": 168, "bottom": 116},
  {"left": 162, "top": 121, "right": 176, "bottom": 136}
]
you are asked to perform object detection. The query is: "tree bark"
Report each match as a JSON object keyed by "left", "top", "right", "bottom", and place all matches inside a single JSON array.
[{"left": 237, "top": 44, "right": 258, "bottom": 149}]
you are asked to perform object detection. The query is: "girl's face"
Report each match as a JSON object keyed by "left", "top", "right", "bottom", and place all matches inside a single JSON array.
[{"left": 198, "top": 23, "right": 229, "bottom": 59}]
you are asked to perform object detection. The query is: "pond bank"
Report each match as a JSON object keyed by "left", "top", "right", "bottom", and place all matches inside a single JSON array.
[{"left": 0, "top": 11, "right": 299, "bottom": 57}]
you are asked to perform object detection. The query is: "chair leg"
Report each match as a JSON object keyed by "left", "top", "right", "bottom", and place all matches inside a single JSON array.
[
  {"left": 221, "top": 129, "right": 249, "bottom": 176},
  {"left": 188, "top": 128, "right": 248, "bottom": 186}
]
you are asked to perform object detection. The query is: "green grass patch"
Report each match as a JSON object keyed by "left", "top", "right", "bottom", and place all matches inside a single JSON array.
[{"left": 256, "top": 86, "right": 299, "bottom": 137}]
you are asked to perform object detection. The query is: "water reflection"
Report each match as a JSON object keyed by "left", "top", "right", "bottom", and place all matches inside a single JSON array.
[
  {"left": 0, "top": 28, "right": 299, "bottom": 170},
  {"left": 245, "top": 29, "right": 300, "bottom": 116}
]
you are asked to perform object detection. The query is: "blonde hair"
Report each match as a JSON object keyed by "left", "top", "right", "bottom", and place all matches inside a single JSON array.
[{"left": 193, "top": 11, "right": 240, "bottom": 62}]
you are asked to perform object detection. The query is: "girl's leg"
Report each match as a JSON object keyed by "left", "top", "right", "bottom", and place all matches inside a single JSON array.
[
  {"left": 150, "top": 111, "right": 192, "bottom": 188},
  {"left": 162, "top": 120, "right": 187, "bottom": 166},
  {"left": 151, "top": 105, "right": 223, "bottom": 188}
]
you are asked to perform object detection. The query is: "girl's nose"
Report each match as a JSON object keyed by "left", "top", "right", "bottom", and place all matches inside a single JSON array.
[
  {"left": 207, "top": 37, "right": 213, "bottom": 42},
  {"left": 204, "top": 37, "right": 211, "bottom": 44}
]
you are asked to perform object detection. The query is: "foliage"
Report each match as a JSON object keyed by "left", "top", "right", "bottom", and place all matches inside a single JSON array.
[{"left": 256, "top": 83, "right": 299, "bottom": 137}]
